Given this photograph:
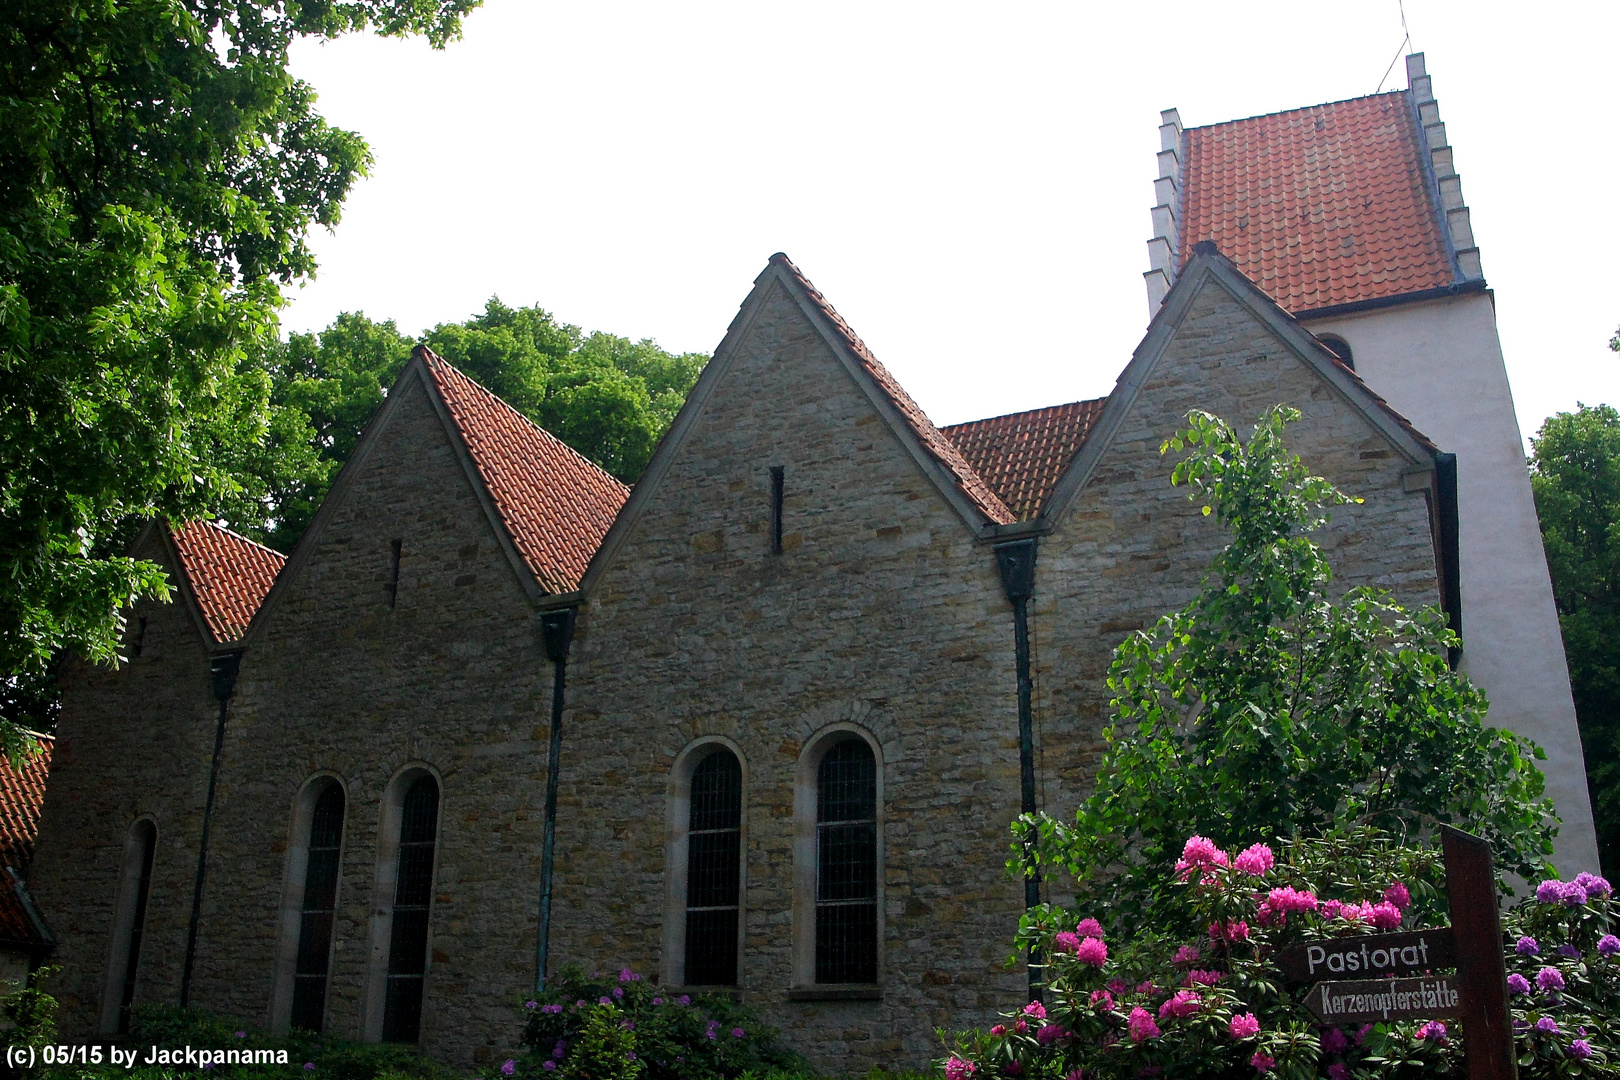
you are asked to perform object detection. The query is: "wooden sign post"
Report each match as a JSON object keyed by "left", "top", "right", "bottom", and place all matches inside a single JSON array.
[
  {"left": 1441, "top": 825, "right": 1517, "bottom": 1080},
  {"left": 1274, "top": 826, "right": 1515, "bottom": 1079}
]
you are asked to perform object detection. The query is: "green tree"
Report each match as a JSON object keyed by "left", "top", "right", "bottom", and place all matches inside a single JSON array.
[
  {"left": 1017, "top": 406, "right": 1557, "bottom": 922},
  {"left": 1530, "top": 402, "right": 1620, "bottom": 881},
  {"left": 0, "top": 0, "right": 478, "bottom": 753},
  {"left": 247, "top": 302, "right": 705, "bottom": 550}
]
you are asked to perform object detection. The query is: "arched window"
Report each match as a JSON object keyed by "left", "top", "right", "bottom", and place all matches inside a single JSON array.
[
  {"left": 101, "top": 818, "right": 157, "bottom": 1034},
  {"left": 684, "top": 750, "right": 742, "bottom": 986},
  {"left": 290, "top": 782, "right": 345, "bottom": 1032},
  {"left": 1318, "top": 334, "right": 1354, "bottom": 369},
  {"left": 815, "top": 740, "right": 877, "bottom": 984},
  {"left": 382, "top": 774, "right": 439, "bottom": 1043}
]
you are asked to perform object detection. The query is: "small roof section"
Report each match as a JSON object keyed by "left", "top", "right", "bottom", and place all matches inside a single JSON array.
[
  {"left": 424, "top": 350, "right": 630, "bottom": 595},
  {"left": 169, "top": 521, "right": 286, "bottom": 643},
  {"left": 1178, "top": 92, "right": 1455, "bottom": 314},
  {"left": 943, "top": 399, "right": 1107, "bottom": 521},
  {"left": 0, "top": 736, "right": 49, "bottom": 871},
  {"left": 768, "top": 255, "right": 1014, "bottom": 526}
]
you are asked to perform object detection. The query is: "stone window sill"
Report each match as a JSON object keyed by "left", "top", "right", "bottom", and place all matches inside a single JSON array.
[
  {"left": 661, "top": 986, "right": 741, "bottom": 1000},
  {"left": 788, "top": 984, "right": 882, "bottom": 1002}
]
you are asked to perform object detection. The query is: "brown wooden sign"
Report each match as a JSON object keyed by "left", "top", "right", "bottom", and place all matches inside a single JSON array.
[
  {"left": 1278, "top": 928, "right": 1455, "bottom": 984},
  {"left": 1303, "top": 975, "right": 1464, "bottom": 1024},
  {"left": 1442, "top": 826, "right": 1517, "bottom": 1080}
]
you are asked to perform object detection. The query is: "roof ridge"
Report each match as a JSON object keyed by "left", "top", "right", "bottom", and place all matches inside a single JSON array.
[
  {"left": 1181, "top": 88, "right": 1407, "bottom": 133},
  {"left": 942, "top": 397, "right": 1110, "bottom": 433},
  {"left": 767, "top": 254, "right": 1015, "bottom": 526},
  {"left": 184, "top": 519, "right": 287, "bottom": 561}
]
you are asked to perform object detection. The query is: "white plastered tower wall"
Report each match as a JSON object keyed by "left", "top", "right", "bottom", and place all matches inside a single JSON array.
[{"left": 1144, "top": 55, "right": 1599, "bottom": 874}]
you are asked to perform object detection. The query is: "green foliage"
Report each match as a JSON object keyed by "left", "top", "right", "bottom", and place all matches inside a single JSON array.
[
  {"left": 2, "top": 964, "right": 60, "bottom": 1056},
  {"left": 246, "top": 302, "right": 706, "bottom": 550},
  {"left": 519, "top": 965, "right": 802, "bottom": 1080},
  {"left": 0, "top": 0, "right": 476, "bottom": 755},
  {"left": 948, "top": 831, "right": 1618, "bottom": 1079},
  {"left": 1530, "top": 403, "right": 1620, "bottom": 881},
  {"left": 1014, "top": 406, "right": 1557, "bottom": 925}
]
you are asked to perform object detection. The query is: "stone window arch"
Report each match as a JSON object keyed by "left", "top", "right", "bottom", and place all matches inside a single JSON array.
[
  {"left": 100, "top": 816, "right": 157, "bottom": 1034},
  {"left": 792, "top": 725, "right": 883, "bottom": 992},
  {"left": 271, "top": 774, "right": 348, "bottom": 1033},
  {"left": 363, "top": 766, "right": 442, "bottom": 1043},
  {"left": 662, "top": 737, "right": 747, "bottom": 988}
]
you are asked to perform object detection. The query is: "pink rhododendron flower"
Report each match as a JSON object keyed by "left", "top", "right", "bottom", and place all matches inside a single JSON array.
[
  {"left": 1266, "top": 886, "right": 1319, "bottom": 913},
  {"left": 1507, "top": 974, "right": 1530, "bottom": 995},
  {"left": 1598, "top": 934, "right": 1620, "bottom": 957},
  {"left": 1575, "top": 872, "right": 1612, "bottom": 898},
  {"left": 1054, "top": 931, "right": 1080, "bottom": 956},
  {"left": 1004, "top": 1063, "right": 1023, "bottom": 1077},
  {"left": 1369, "top": 901, "right": 1403, "bottom": 930},
  {"left": 1320, "top": 899, "right": 1343, "bottom": 919},
  {"left": 1023, "top": 1001, "right": 1047, "bottom": 1018},
  {"left": 1538, "top": 967, "right": 1566, "bottom": 992},
  {"left": 1076, "top": 937, "right": 1108, "bottom": 968},
  {"left": 1127, "top": 1007, "right": 1160, "bottom": 1043},
  {"left": 1107, "top": 979, "right": 1128, "bottom": 995},
  {"left": 1250, "top": 1051, "right": 1275, "bottom": 1072},
  {"left": 1076, "top": 918, "right": 1105, "bottom": 939},
  {"left": 1418, "top": 1021, "right": 1447, "bottom": 1042},
  {"left": 1516, "top": 936, "right": 1540, "bottom": 955},
  {"left": 1229, "top": 1013, "right": 1260, "bottom": 1039},
  {"left": 1089, "top": 990, "right": 1114, "bottom": 1011},
  {"left": 1036, "top": 1024, "right": 1067, "bottom": 1046},
  {"left": 1209, "top": 919, "right": 1250, "bottom": 943},
  {"left": 1234, "top": 843, "right": 1274, "bottom": 876},
  {"left": 1013, "top": 1019, "right": 1028, "bottom": 1034},
  {"left": 1135, "top": 980, "right": 1157, "bottom": 995},
  {"left": 1172, "top": 944, "right": 1200, "bottom": 965},
  {"left": 1186, "top": 969, "right": 1222, "bottom": 986},
  {"left": 1157, "top": 990, "right": 1201, "bottom": 1020},
  {"left": 1321, "top": 1027, "right": 1349, "bottom": 1054},
  {"left": 1384, "top": 882, "right": 1411, "bottom": 911},
  {"left": 1176, "top": 836, "right": 1231, "bottom": 882},
  {"left": 990, "top": 1025, "right": 1006, "bottom": 1036},
  {"left": 1327, "top": 1065, "right": 1349, "bottom": 1080},
  {"left": 945, "top": 1057, "right": 976, "bottom": 1080}
]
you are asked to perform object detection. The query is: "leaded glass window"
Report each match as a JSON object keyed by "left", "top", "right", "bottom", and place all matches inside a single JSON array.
[
  {"left": 291, "top": 783, "right": 345, "bottom": 1032},
  {"left": 382, "top": 775, "right": 438, "bottom": 1043},
  {"left": 815, "top": 740, "right": 877, "bottom": 983},
  {"left": 683, "top": 750, "right": 741, "bottom": 986}
]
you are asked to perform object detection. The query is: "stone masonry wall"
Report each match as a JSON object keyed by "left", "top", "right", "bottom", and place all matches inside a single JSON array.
[
  {"left": 555, "top": 279, "right": 1029, "bottom": 1071},
  {"left": 31, "top": 531, "right": 222, "bottom": 1035},
  {"left": 180, "top": 373, "right": 554, "bottom": 1068},
  {"left": 1029, "top": 278, "right": 1444, "bottom": 866}
]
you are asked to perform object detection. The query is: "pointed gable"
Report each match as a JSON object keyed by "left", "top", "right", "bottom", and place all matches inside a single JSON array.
[
  {"left": 1179, "top": 92, "right": 1455, "bottom": 313},
  {"left": 766, "top": 255, "right": 1013, "bottom": 526},
  {"left": 168, "top": 521, "right": 285, "bottom": 644},
  {"left": 423, "top": 350, "right": 629, "bottom": 595},
  {"left": 943, "top": 400, "right": 1107, "bottom": 521}
]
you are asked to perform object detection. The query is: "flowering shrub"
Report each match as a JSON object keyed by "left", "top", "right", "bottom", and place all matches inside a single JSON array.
[
  {"left": 1012, "top": 407, "right": 1556, "bottom": 928},
  {"left": 944, "top": 831, "right": 1618, "bottom": 1079},
  {"left": 518, "top": 965, "right": 801, "bottom": 1079}
]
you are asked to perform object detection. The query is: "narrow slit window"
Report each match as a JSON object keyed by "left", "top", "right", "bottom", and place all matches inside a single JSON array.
[
  {"left": 684, "top": 751, "right": 741, "bottom": 986},
  {"left": 117, "top": 820, "right": 157, "bottom": 1033},
  {"left": 291, "top": 783, "right": 345, "bottom": 1032},
  {"left": 769, "top": 467, "right": 784, "bottom": 555},
  {"left": 382, "top": 776, "right": 439, "bottom": 1043},
  {"left": 815, "top": 740, "right": 877, "bottom": 983},
  {"left": 387, "top": 540, "right": 403, "bottom": 608}
]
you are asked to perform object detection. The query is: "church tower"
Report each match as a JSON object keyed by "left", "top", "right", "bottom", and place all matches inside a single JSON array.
[{"left": 1146, "top": 53, "right": 1599, "bottom": 872}]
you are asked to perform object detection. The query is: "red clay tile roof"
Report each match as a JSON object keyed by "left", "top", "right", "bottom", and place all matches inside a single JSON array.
[
  {"left": 943, "top": 400, "right": 1108, "bottom": 520},
  {"left": 1178, "top": 92, "right": 1455, "bottom": 314},
  {"left": 169, "top": 521, "right": 286, "bottom": 644},
  {"left": 768, "top": 254, "right": 1015, "bottom": 526},
  {"left": 423, "top": 350, "right": 630, "bottom": 594},
  {"left": 0, "top": 736, "right": 49, "bottom": 871}
]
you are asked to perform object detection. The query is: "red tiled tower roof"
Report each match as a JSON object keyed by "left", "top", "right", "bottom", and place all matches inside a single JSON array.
[
  {"left": 1178, "top": 92, "right": 1456, "bottom": 313},
  {"left": 768, "top": 254, "right": 1015, "bottom": 526},
  {"left": 943, "top": 400, "right": 1108, "bottom": 521},
  {"left": 169, "top": 521, "right": 286, "bottom": 643},
  {"left": 423, "top": 351, "right": 631, "bottom": 595}
]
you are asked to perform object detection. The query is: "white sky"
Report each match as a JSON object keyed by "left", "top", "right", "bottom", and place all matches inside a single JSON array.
[{"left": 282, "top": 0, "right": 1620, "bottom": 442}]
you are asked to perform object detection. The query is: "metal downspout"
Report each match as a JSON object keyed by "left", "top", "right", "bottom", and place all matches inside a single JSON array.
[
  {"left": 180, "top": 650, "right": 240, "bottom": 1007},
  {"left": 994, "top": 538, "right": 1041, "bottom": 1000},
  {"left": 536, "top": 608, "right": 576, "bottom": 993}
]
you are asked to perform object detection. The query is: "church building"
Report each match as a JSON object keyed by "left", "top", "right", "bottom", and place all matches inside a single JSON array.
[{"left": 26, "top": 54, "right": 1596, "bottom": 1073}]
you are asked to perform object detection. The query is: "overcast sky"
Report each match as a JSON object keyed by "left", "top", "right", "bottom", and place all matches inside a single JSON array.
[{"left": 282, "top": 0, "right": 1619, "bottom": 442}]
